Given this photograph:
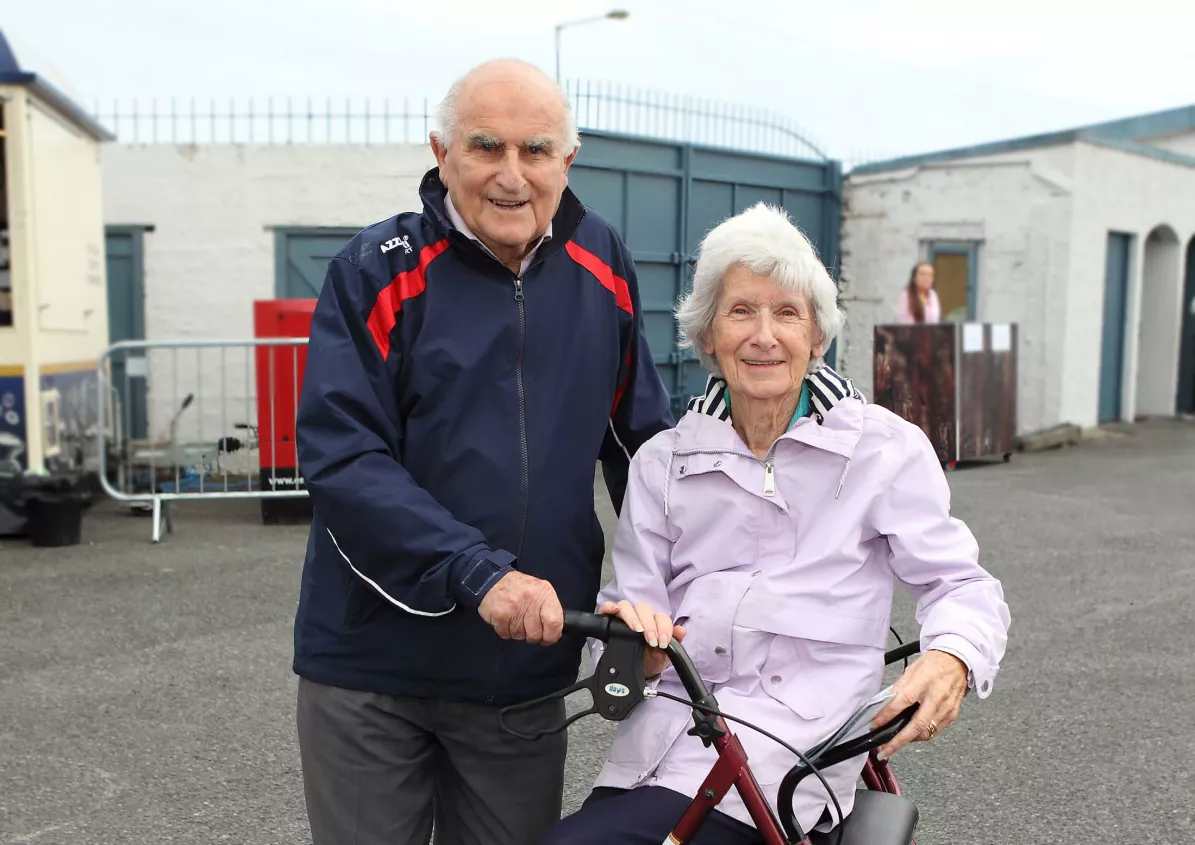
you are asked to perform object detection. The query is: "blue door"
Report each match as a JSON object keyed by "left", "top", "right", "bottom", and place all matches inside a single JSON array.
[
  {"left": 105, "top": 227, "right": 149, "bottom": 439},
  {"left": 1177, "top": 238, "right": 1195, "bottom": 414},
  {"left": 1099, "top": 232, "right": 1133, "bottom": 423},
  {"left": 274, "top": 228, "right": 361, "bottom": 298}
]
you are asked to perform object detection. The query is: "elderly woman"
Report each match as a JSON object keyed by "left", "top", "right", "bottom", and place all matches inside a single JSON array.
[{"left": 541, "top": 203, "right": 1010, "bottom": 845}]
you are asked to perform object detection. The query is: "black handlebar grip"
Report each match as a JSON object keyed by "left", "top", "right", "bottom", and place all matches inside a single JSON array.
[
  {"left": 563, "top": 611, "right": 643, "bottom": 642},
  {"left": 562, "top": 610, "right": 612, "bottom": 641}
]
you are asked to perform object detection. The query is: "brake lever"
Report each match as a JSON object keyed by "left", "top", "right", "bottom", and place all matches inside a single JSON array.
[
  {"left": 777, "top": 703, "right": 919, "bottom": 844},
  {"left": 498, "top": 632, "right": 648, "bottom": 741},
  {"left": 783, "top": 703, "right": 920, "bottom": 791},
  {"left": 497, "top": 676, "right": 596, "bottom": 741}
]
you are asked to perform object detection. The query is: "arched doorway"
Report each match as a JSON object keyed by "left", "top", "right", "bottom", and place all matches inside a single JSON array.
[
  {"left": 1178, "top": 235, "right": 1195, "bottom": 414},
  {"left": 1135, "top": 225, "right": 1182, "bottom": 417}
]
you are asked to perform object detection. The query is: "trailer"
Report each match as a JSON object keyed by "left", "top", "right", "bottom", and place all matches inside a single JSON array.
[{"left": 0, "top": 29, "right": 114, "bottom": 534}]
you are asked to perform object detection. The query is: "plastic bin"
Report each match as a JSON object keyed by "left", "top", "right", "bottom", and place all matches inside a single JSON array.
[
  {"left": 16, "top": 470, "right": 90, "bottom": 546},
  {"left": 26, "top": 493, "right": 84, "bottom": 547}
]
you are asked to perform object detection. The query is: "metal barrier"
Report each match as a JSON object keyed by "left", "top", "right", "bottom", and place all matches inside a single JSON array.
[{"left": 97, "top": 337, "right": 311, "bottom": 542}]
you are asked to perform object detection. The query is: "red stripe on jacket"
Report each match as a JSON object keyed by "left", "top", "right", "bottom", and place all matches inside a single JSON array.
[
  {"left": 565, "top": 241, "right": 633, "bottom": 315},
  {"left": 565, "top": 241, "right": 636, "bottom": 414},
  {"left": 367, "top": 239, "right": 451, "bottom": 360}
]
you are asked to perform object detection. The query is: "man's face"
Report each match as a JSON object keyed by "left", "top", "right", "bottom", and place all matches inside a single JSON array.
[{"left": 432, "top": 69, "right": 576, "bottom": 273}]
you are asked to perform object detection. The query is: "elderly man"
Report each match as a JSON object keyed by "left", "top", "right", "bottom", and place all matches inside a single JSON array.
[{"left": 292, "top": 59, "right": 674, "bottom": 845}]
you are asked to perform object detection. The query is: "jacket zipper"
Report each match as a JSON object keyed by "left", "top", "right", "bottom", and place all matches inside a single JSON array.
[
  {"left": 504, "top": 211, "right": 588, "bottom": 558},
  {"left": 488, "top": 276, "right": 528, "bottom": 705},
  {"left": 513, "top": 277, "right": 529, "bottom": 557},
  {"left": 672, "top": 446, "right": 779, "bottom": 496},
  {"left": 671, "top": 445, "right": 851, "bottom": 502},
  {"left": 439, "top": 211, "right": 590, "bottom": 704}
]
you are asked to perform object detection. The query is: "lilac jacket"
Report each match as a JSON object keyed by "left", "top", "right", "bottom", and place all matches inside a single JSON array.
[{"left": 591, "top": 368, "right": 1010, "bottom": 832}]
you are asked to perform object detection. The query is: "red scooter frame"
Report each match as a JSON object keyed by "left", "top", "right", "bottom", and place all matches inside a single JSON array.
[
  {"left": 668, "top": 723, "right": 913, "bottom": 845},
  {"left": 500, "top": 613, "right": 922, "bottom": 845}
]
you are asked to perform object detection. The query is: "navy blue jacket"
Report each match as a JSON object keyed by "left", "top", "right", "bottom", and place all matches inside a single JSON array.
[{"left": 292, "top": 169, "right": 674, "bottom": 705}]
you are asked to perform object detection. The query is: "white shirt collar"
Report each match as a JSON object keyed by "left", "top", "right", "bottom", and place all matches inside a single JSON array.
[{"left": 444, "top": 193, "right": 553, "bottom": 277}]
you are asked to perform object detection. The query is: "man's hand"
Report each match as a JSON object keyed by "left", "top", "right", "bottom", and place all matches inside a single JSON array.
[{"left": 478, "top": 571, "right": 565, "bottom": 645}]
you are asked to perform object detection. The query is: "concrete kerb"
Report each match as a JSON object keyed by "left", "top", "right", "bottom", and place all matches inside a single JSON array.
[{"left": 1016, "top": 422, "right": 1132, "bottom": 453}]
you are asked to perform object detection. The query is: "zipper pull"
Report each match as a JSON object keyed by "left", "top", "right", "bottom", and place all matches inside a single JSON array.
[
  {"left": 835, "top": 458, "right": 850, "bottom": 500},
  {"left": 513, "top": 278, "right": 524, "bottom": 301},
  {"left": 763, "top": 459, "right": 775, "bottom": 496}
]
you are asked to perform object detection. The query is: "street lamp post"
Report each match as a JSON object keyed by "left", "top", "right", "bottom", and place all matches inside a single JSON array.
[{"left": 554, "top": 9, "right": 630, "bottom": 84}]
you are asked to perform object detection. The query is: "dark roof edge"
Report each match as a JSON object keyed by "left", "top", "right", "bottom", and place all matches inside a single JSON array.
[
  {"left": 850, "top": 103, "right": 1195, "bottom": 176},
  {"left": 1076, "top": 132, "right": 1195, "bottom": 168}
]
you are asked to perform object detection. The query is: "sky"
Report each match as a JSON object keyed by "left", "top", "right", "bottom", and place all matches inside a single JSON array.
[{"left": 5, "top": 0, "right": 1195, "bottom": 165}]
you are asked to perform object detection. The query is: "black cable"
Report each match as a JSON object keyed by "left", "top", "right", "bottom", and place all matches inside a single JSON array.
[
  {"left": 653, "top": 690, "right": 846, "bottom": 845},
  {"left": 888, "top": 626, "right": 909, "bottom": 671}
]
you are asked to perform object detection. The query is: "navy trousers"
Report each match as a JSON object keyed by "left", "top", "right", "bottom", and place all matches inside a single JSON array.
[{"left": 540, "top": 786, "right": 765, "bottom": 845}]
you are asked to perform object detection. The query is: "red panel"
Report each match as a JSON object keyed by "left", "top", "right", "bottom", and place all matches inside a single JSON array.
[{"left": 253, "top": 299, "right": 316, "bottom": 472}]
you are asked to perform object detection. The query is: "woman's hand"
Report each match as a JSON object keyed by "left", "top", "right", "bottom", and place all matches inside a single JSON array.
[
  {"left": 598, "top": 600, "right": 686, "bottom": 679},
  {"left": 871, "top": 649, "right": 969, "bottom": 761}
]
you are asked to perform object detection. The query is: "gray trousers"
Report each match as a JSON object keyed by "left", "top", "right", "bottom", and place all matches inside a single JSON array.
[{"left": 297, "top": 677, "right": 568, "bottom": 845}]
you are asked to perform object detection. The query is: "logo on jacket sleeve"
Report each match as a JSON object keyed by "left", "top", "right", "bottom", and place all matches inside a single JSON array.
[{"left": 381, "top": 235, "right": 413, "bottom": 255}]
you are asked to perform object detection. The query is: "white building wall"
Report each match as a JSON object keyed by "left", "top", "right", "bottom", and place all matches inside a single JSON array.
[
  {"left": 1061, "top": 142, "right": 1195, "bottom": 426},
  {"left": 838, "top": 151, "right": 1073, "bottom": 435},
  {"left": 101, "top": 143, "right": 436, "bottom": 440}
]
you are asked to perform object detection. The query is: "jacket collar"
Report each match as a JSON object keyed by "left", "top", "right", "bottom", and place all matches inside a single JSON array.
[{"left": 678, "top": 365, "right": 867, "bottom": 460}]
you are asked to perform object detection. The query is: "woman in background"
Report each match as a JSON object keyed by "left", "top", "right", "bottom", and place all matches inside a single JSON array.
[{"left": 895, "top": 262, "right": 940, "bottom": 324}]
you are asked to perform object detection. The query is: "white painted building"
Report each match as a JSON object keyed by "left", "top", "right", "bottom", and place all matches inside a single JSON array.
[
  {"left": 101, "top": 143, "right": 436, "bottom": 441},
  {"left": 102, "top": 144, "right": 435, "bottom": 341},
  {"left": 837, "top": 106, "right": 1195, "bottom": 435}
]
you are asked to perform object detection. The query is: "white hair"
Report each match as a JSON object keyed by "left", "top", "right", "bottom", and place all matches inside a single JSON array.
[
  {"left": 432, "top": 60, "right": 581, "bottom": 155},
  {"left": 676, "top": 202, "right": 844, "bottom": 376}
]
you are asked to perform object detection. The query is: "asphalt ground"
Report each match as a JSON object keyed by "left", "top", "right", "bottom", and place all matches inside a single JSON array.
[{"left": 2, "top": 418, "right": 1193, "bottom": 844}]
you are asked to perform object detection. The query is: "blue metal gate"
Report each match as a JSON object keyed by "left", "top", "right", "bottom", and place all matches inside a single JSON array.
[{"left": 569, "top": 131, "right": 842, "bottom": 416}]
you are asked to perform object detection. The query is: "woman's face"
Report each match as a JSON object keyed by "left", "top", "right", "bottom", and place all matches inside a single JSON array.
[
  {"left": 914, "top": 263, "right": 935, "bottom": 293},
  {"left": 703, "top": 265, "right": 824, "bottom": 405}
]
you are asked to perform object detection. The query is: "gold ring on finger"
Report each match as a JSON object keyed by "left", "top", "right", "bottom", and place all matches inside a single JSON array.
[{"left": 925, "top": 720, "right": 938, "bottom": 740}]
